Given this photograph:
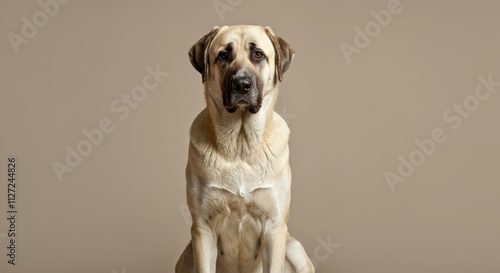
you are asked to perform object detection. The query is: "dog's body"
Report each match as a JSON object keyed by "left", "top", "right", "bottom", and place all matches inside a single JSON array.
[{"left": 176, "top": 25, "right": 314, "bottom": 273}]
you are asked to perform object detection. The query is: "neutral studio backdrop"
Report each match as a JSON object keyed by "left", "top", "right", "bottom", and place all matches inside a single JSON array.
[{"left": 1, "top": 0, "right": 499, "bottom": 272}]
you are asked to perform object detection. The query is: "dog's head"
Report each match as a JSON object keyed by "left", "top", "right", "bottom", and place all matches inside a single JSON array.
[{"left": 189, "top": 25, "right": 294, "bottom": 114}]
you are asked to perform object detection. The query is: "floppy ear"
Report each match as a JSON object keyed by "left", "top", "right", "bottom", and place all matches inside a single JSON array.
[
  {"left": 189, "top": 26, "right": 221, "bottom": 82},
  {"left": 264, "top": 26, "right": 295, "bottom": 82}
]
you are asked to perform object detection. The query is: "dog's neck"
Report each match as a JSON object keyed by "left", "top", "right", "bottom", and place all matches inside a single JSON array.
[{"left": 204, "top": 85, "right": 280, "bottom": 160}]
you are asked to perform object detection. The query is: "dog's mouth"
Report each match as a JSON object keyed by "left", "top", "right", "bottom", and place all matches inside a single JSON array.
[{"left": 224, "top": 98, "right": 261, "bottom": 114}]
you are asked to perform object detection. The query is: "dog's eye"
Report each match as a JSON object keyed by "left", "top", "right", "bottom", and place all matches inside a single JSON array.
[
  {"left": 218, "top": 52, "right": 229, "bottom": 61},
  {"left": 255, "top": 51, "right": 263, "bottom": 59}
]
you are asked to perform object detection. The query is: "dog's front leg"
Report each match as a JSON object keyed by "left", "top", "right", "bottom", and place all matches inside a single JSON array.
[
  {"left": 262, "top": 221, "right": 288, "bottom": 273},
  {"left": 191, "top": 220, "right": 217, "bottom": 273}
]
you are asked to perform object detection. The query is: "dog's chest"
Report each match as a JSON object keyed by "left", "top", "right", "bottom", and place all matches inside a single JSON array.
[
  {"left": 203, "top": 176, "right": 282, "bottom": 223},
  {"left": 203, "top": 181, "right": 281, "bottom": 267},
  {"left": 197, "top": 159, "right": 288, "bottom": 229}
]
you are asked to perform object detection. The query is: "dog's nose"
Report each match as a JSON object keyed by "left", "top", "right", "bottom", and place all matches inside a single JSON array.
[{"left": 231, "top": 76, "right": 253, "bottom": 94}]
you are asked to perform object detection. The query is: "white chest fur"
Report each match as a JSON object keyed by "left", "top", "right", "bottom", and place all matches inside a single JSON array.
[{"left": 192, "top": 158, "right": 290, "bottom": 225}]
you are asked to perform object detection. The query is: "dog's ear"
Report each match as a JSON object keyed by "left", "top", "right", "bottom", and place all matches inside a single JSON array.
[
  {"left": 189, "top": 26, "right": 221, "bottom": 82},
  {"left": 264, "top": 26, "right": 295, "bottom": 82}
]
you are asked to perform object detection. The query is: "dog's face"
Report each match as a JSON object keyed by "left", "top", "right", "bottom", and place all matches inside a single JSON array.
[{"left": 189, "top": 25, "right": 294, "bottom": 114}]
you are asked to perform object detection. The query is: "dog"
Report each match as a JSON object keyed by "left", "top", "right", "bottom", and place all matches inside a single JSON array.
[{"left": 175, "top": 25, "right": 315, "bottom": 273}]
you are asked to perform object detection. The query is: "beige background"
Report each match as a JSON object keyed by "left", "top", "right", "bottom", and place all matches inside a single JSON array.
[{"left": 1, "top": 0, "right": 500, "bottom": 272}]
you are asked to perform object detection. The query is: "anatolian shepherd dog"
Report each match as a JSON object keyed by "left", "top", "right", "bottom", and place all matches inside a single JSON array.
[{"left": 176, "top": 25, "right": 315, "bottom": 273}]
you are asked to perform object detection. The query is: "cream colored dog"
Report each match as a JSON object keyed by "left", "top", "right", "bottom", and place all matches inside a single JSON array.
[{"left": 175, "top": 25, "right": 314, "bottom": 273}]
